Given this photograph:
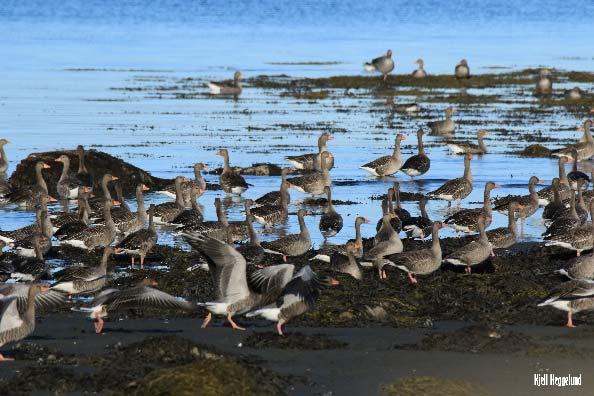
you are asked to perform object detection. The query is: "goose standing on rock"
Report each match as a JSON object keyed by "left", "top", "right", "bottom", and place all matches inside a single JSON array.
[
  {"left": 538, "top": 280, "right": 594, "bottom": 327},
  {"left": 286, "top": 133, "right": 334, "bottom": 171},
  {"left": 319, "top": 186, "right": 343, "bottom": 238},
  {"left": 0, "top": 139, "right": 9, "bottom": 174},
  {"left": 428, "top": 107, "right": 456, "bottom": 135},
  {"left": 116, "top": 204, "right": 158, "bottom": 269},
  {"left": 487, "top": 201, "right": 519, "bottom": 249},
  {"left": 261, "top": 209, "right": 312, "bottom": 261},
  {"left": 412, "top": 59, "right": 427, "bottom": 78},
  {"left": 428, "top": 153, "right": 473, "bottom": 207},
  {"left": 51, "top": 246, "right": 112, "bottom": 296},
  {"left": 402, "top": 197, "right": 433, "bottom": 239},
  {"left": 364, "top": 49, "right": 394, "bottom": 81},
  {"left": 455, "top": 59, "right": 470, "bottom": 79},
  {"left": 448, "top": 129, "right": 488, "bottom": 155},
  {"left": 445, "top": 181, "right": 498, "bottom": 233},
  {"left": 153, "top": 176, "right": 188, "bottom": 224},
  {"left": 552, "top": 120, "right": 594, "bottom": 162},
  {"left": 400, "top": 128, "right": 430, "bottom": 178},
  {"left": 360, "top": 134, "right": 405, "bottom": 176},
  {"left": 287, "top": 152, "right": 331, "bottom": 195},
  {"left": 0, "top": 284, "right": 49, "bottom": 361},
  {"left": 217, "top": 148, "right": 248, "bottom": 195},
  {"left": 208, "top": 71, "right": 242, "bottom": 96},
  {"left": 255, "top": 168, "right": 291, "bottom": 206},
  {"left": 443, "top": 215, "right": 493, "bottom": 273},
  {"left": 535, "top": 68, "right": 553, "bottom": 96}
]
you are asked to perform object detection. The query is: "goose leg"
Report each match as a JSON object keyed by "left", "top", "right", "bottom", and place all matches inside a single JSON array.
[
  {"left": 0, "top": 353, "right": 14, "bottom": 362},
  {"left": 465, "top": 266, "right": 472, "bottom": 274},
  {"left": 201, "top": 313, "right": 212, "bottom": 329},
  {"left": 407, "top": 272, "right": 418, "bottom": 284},
  {"left": 130, "top": 257, "right": 135, "bottom": 270},
  {"left": 227, "top": 314, "right": 245, "bottom": 331},
  {"left": 565, "top": 311, "right": 576, "bottom": 328},
  {"left": 381, "top": 270, "right": 387, "bottom": 279},
  {"left": 140, "top": 256, "right": 145, "bottom": 270},
  {"left": 276, "top": 321, "right": 284, "bottom": 336},
  {"left": 94, "top": 317, "right": 104, "bottom": 334}
]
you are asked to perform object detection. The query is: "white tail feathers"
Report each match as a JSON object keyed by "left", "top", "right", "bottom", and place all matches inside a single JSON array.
[
  {"left": 207, "top": 82, "right": 221, "bottom": 95},
  {"left": 363, "top": 63, "right": 376, "bottom": 72},
  {"left": 310, "top": 254, "right": 330, "bottom": 263},
  {"left": 245, "top": 307, "right": 281, "bottom": 321}
]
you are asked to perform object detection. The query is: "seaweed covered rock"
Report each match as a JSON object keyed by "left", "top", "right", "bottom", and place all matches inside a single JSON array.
[
  {"left": 380, "top": 376, "right": 491, "bottom": 396},
  {"left": 516, "top": 144, "right": 552, "bottom": 158},
  {"left": 9, "top": 149, "right": 172, "bottom": 197}
]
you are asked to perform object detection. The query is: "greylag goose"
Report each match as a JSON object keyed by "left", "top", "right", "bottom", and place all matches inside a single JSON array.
[
  {"left": 0, "top": 235, "right": 49, "bottom": 282},
  {"left": 428, "top": 107, "right": 456, "bottom": 135},
  {"left": 62, "top": 199, "right": 117, "bottom": 250},
  {"left": 0, "top": 204, "right": 51, "bottom": 244},
  {"left": 0, "top": 283, "right": 65, "bottom": 313},
  {"left": 0, "top": 139, "right": 8, "bottom": 174},
  {"left": 556, "top": 220, "right": 594, "bottom": 280},
  {"left": 158, "top": 163, "right": 207, "bottom": 206},
  {"left": 287, "top": 152, "right": 331, "bottom": 195},
  {"left": 75, "top": 145, "right": 93, "bottom": 187},
  {"left": 113, "top": 182, "right": 148, "bottom": 235},
  {"left": 427, "top": 153, "right": 473, "bottom": 206},
  {"left": 364, "top": 49, "right": 394, "bottom": 81},
  {"left": 3, "top": 162, "right": 53, "bottom": 208},
  {"left": 545, "top": 200, "right": 594, "bottom": 256},
  {"left": 391, "top": 221, "right": 446, "bottom": 283},
  {"left": 0, "top": 284, "right": 49, "bottom": 361},
  {"left": 54, "top": 194, "right": 91, "bottom": 241},
  {"left": 494, "top": 176, "right": 541, "bottom": 225},
  {"left": 255, "top": 168, "right": 291, "bottom": 206},
  {"left": 286, "top": 133, "right": 334, "bottom": 171},
  {"left": 567, "top": 148, "right": 590, "bottom": 190},
  {"left": 538, "top": 157, "right": 572, "bottom": 205},
  {"left": 375, "top": 192, "right": 396, "bottom": 231},
  {"left": 319, "top": 186, "right": 343, "bottom": 237},
  {"left": 208, "top": 71, "right": 242, "bottom": 95},
  {"left": 177, "top": 198, "right": 228, "bottom": 240},
  {"left": 443, "top": 215, "right": 493, "bottom": 273},
  {"left": 386, "top": 97, "right": 420, "bottom": 114},
  {"left": 87, "top": 174, "right": 118, "bottom": 215},
  {"left": 153, "top": 176, "right": 187, "bottom": 224},
  {"left": 391, "top": 181, "right": 410, "bottom": 220},
  {"left": 412, "top": 58, "right": 427, "bottom": 78},
  {"left": 246, "top": 265, "right": 338, "bottom": 335},
  {"left": 261, "top": 209, "right": 312, "bottom": 260},
  {"left": 445, "top": 181, "right": 498, "bottom": 233},
  {"left": 552, "top": 120, "right": 594, "bottom": 161},
  {"left": 185, "top": 233, "right": 294, "bottom": 330},
  {"left": 535, "top": 68, "right": 553, "bottom": 96},
  {"left": 402, "top": 197, "right": 433, "bottom": 239},
  {"left": 543, "top": 190, "right": 581, "bottom": 240},
  {"left": 51, "top": 186, "right": 91, "bottom": 228},
  {"left": 311, "top": 216, "right": 369, "bottom": 262},
  {"left": 116, "top": 204, "right": 157, "bottom": 269},
  {"left": 538, "top": 279, "right": 594, "bottom": 327},
  {"left": 362, "top": 213, "right": 403, "bottom": 264},
  {"left": 251, "top": 182, "right": 289, "bottom": 228},
  {"left": 80, "top": 279, "right": 193, "bottom": 333},
  {"left": 486, "top": 201, "right": 519, "bottom": 249},
  {"left": 400, "top": 128, "right": 430, "bottom": 178},
  {"left": 51, "top": 246, "right": 112, "bottom": 296},
  {"left": 329, "top": 242, "right": 362, "bottom": 280},
  {"left": 455, "top": 59, "right": 470, "bottom": 79},
  {"left": 11, "top": 210, "right": 53, "bottom": 258},
  {"left": 447, "top": 129, "right": 488, "bottom": 155},
  {"left": 55, "top": 154, "right": 81, "bottom": 200},
  {"left": 236, "top": 215, "right": 265, "bottom": 266},
  {"left": 170, "top": 186, "right": 204, "bottom": 227},
  {"left": 360, "top": 134, "right": 405, "bottom": 176},
  {"left": 565, "top": 87, "right": 584, "bottom": 100},
  {"left": 217, "top": 148, "right": 248, "bottom": 194}
]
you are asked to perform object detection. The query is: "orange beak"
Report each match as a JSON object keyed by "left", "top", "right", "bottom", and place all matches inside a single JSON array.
[
  {"left": 47, "top": 196, "right": 58, "bottom": 202},
  {"left": 142, "top": 184, "right": 150, "bottom": 191},
  {"left": 42, "top": 163, "right": 51, "bottom": 169},
  {"left": 111, "top": 176, "right": 119, "bottom": 181},
  {"left": 113, "top": 200, "right": 121, "bottom": 206}
]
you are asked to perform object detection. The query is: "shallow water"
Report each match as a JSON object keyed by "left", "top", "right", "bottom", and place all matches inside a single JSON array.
[{"left": 1, "top": 1, "right": 593, "bottom": 250}]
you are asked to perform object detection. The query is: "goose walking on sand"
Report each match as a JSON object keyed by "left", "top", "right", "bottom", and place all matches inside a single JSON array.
[
  {"left": 55, "top": 154, "right": 81, "bottom": 200},
  {"left": 538, "top": 279, "right": 594, "bottom": 327},
  {"left": 51, "top": 246, "right": 112, "bottom": 296},
  {"left": 412, "top": 59, "right": 427, "bottom": 78},
  {"left": 400, "top": 128, "right": 430, "bottom": 178},
  {"left": 261, "top": 209, "right": 312, "bottom": 261},
  {"left": 115, "top": 204, "right": 158, "bottom": 270},
  {"left": 0, "top": 284, "right": 49, "bottom": 361},
  {"left": 364, "top": 49, "right": 394, "bottom": 81},
  {"left": 287, "top": 152, "right": 331, "bottom": 195},
  {"left": 208, "top": 71, "right": 242, "bottom": 96},
  {"left": 428, "top": 107, "right": 456, "bottom": 135},
  {"left": 360, "top": 134, "right": 406, "bottom": 176},
  {"left": 443, "top": 215, "right": 493, "bottom": 273},
  {"left": 445, "top": 181, "right": 498, "bottom": 233},
  {"left": 217, "top": 148, "right": 248, "bottom": 195},
  {"left": 428, "top": 153, "right": 473, "bottom": 207},
  {"left": 447, "top": 129, "right": 488, "bottom": 155},
  {"left": 455, "top": 59, "right": 470, "bottom": 79},
  {"left": 246, "top": 266, "right": 339, "bottom": 335},
  {"left": 286, "top": 133, "right": 334, "bottom": 171},
  {"left": 0, "top": 139, "right": 9, "bottom": 174},
  {"left": 319, "top": 186, "right": 343, "bottom": 237},
  {"left": 552, "top": 120, "right": 594, "bottom": 162}
]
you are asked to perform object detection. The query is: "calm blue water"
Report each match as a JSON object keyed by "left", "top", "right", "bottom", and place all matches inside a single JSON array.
[{"left": 1, "top": 1, "right": 593, "bottom": 250}]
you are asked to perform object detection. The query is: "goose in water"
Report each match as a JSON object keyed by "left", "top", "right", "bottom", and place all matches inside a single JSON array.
[
  {"left": 217, "top": 148, "right": 248, "bottom": 195},
  {"left": 287, "top": 152, "right": 331, "bottom": 195},
  {"left": 329, "top": 242, "right": 362, "bottom": 280},
  {"left": 486, "top": 201, "right": 519, "bottom": 249},
  {"left": 567, "top": 148, "right": 590, "bottom": 190},
  {"left": 286, "top": 133, "right": 334, "bottom": 171},
  {"left": 402, "top": 197, "right": 433, "bottom": 239},
  {"left": 177, "top": 198, "right": 228, "bottom": 241},
  {"left": 153, "top": 176, "right": 188, "bottom": 224},
  {"left": 428, "top": 107, "right": 456, "bottom": 135},
  {"left": 494, "top": 176, "right": 542, "bottom": 227},
  {"left": 428, "top": 153, "right": 473, "bottom": 207},
  {"left": 443, "top": 215, "right": 493, "bottom": 274},
  {"left": 158, "top": 163, "right": 207, "bottom": 206},
  {"left": 364, "top": 49, "right": 394, "bottom": 81},
  {"left": 170, "top": 186, "right": 204, "bottom": 227},
  {"left": 385, "top": 97, "right": 420, "bottom": 114},
  {"left": 3, "top": 162, "right": 53, "bottom": 208},
  {"left": 0, "top": 139, "right": 9, "bottom": 174},
  {"left": 55, "top": 154, "right": 82, "bottom": 200},
  {"left": 79, "top": 279, "right": 193, "bottom": 333},
  {"left": 255, "top": 168, "right": 291, "bottom": 206},
  {"left": 87, "top": 174, "right": 118, "bottom": 215},
  {"left": 565, "top": 87, "right": 584, "bottom": 100},
  {"left": 445, "top": 181, "right": 498, "bottom": 233},
  {"left": 455, "top": 59, "right": 470, "bottom": 79},
  {"left": 538, "top": 279, "right": 594, "bottom": 327},
  {"left": 537, "top": 157, "right": 572, "bottom": 205},
  {"left": 115, "top": 204, "right": 158, "bottom": 270},
  {"left": 261, "top": 209, "right": 312, "bottom": 261},
  {"left": 311, "top": 216, "right": 369, "bottom": 262},
  {"left": 375, "top": 190, "right": 400, "bottom": 232},
  {"left": 535, "top": 68, "right": 553, "bottom": 96},
  {"left": 412, "top": 58, "right": 427, "bottom": 78},
  {"left": 319, "top": 186, "right": 343, "bottom": 237},
  {"left": 400, "top": 128, "right": 430, "bottom": 178},
  {"left": 62, "top": 199, "right": 117, "bottom": 250},
  {"left": 208, "top": 71, "right": 242, "bottom": 96},
  {"left": 448, "top": 129, "right": 488, "bottom": 155},
  {"left": 390, "top": 221, "right": 446, "bottom": 283},
  {"left": 0, "top": 284, "right": 49, "bottom": 361},
  {"left": 391, "top": 182, "right": 410, "bottom": 220},
  {"left": 246, "top": 265, "right": 338, "bottom": 335},
  {"left": 552, "top": 120, "right": 594, "bottom": 161},
  {"left": 250, "top": 181, "right": 289, "bottom": 228},
  {"left": 360, "top": 134, "right": 406, "bottom": 176},
  {"left": 51, "top": 246, "right": 112, "bottom": 296}
]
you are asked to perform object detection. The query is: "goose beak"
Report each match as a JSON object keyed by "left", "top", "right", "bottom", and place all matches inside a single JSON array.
[
  {"left": 113, "top": 200, "right": 121, "bottom": 206},
  {"left": 111, "top": 176, "right": 119, "bottom": 181},
  {"left": 84, "top": 186, "right": 93, "bottom": 193},
  {"left": 329, "top": 278, "right": 340, "bottom": 286},
  {"left": 42, "top": 163, "right": 51, "bottom": 169},
  {"left": 47, "top": 196, "right": 57, "bottom": 202},
  {"left": 328, "top": 135, "right": 334, "bottom": 140},
  {"left": 203, "top": 165, "right": 209, "bottom": 170},
  {"left": 494, "top": 183, "right": 502, "bottom": 188},
  {"left": 363, "top": 218, "right": 370, "bottom": 224},
  {"left": 142, "top": 184, "right": 150, "bottom": 191},
  {"left": 39, "top": 284, "right": 50, "bottom": 293}
]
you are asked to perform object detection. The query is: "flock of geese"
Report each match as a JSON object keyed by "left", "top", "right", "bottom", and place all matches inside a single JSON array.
[{"left": 0, "top": 54, "right": 594, "bottom": 360}]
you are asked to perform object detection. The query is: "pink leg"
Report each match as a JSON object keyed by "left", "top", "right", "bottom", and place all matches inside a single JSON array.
[
  {"left": 227, "top": 314, "right": 245, "bottom": 331},
  {"left": 0, "top": 353, "right": 14, "bottom": 362},
  {"left": 465, "top": 266, "right": 472, "bottom": 274},
  {"left": 276, "top": 322, "right": 284, "bottom": 336},
  {"left": 140, "top": 256, "right": 145, "bottom": 270},
  {"left": 577, "top": 251, "right": 581, "bottom": 257},
  {"left": 130, "top": 257, "right": 135, "bottom": 270},
  {"left": 282, "top": 255, "right": 287, "bottom": 263},
  {"left": 94, "top": 317, "right": 104, "bottom": 334},
  {"left": 381, "top": 270, "right": 387, "bottom": 279},
  {"left": 407, "top": 272, "right": 418, "bottom": 284},
  {"left": 565, "top": 311, "right": 576, "bottom": 328},
  {"left": 201, "top": 312, "right": 212, "bottom": 329}
]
